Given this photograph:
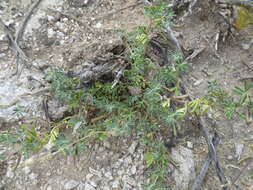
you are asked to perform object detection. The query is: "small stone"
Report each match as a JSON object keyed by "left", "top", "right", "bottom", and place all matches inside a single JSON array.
[
  {"left": 172, "top": 145, "right": 195, "bottom": 190},
  {"left": 47, "top": 15, "right": 55, "bottom": 22},
  {"left": 47, "top": 28, "right": 55, "bottom": 38},
  {"left": 64, "top": 180, "right": 79, "bottom": 190},
  {"left": 235, "top": 143, "right": 244, "bottom": 161},
  {"left": 46, "top": 171, "right": 51, "bottom": 177},
  {"left": 86, "top": 173, "right": 93, "bottom": 180},
  {"left": 94, "top": 22, "right": 102, "bottom": 29},
  {"left": 0, "top": 34, "right": 6, "bottom": 41},
  {"left": 128, "top": 141, "right": 138, "bottom": 154},
  {"left": 0, "top": 53, "right": 6, "bottom": 57},
  {"left": 242, "top": 43, "right": 250, "bottom": 50},
  {"left": 187, "top": 141, "right": 193, "bottom": 149},
  {"left": 47, "top": 185, "right": 53, "bottom": 190},
  {"left": 56, "top": 22, "right": 65, "bottom": 31},
  {"left": 62, "top": 18, "right": 68, "bottom": 22},
  {"left": 227, "top": 155, "right": 233, "bottom": 160},
  {"left": 23, "top": 166, "right": 31, "bottom": 175},
  {"left": 89, "top": 167, "right": 102, "bottom": 177},
  {"left": 84, "top": 183, "right": 95, "bottom": 190},
  {"left": 90, "top": 181, "right": 97, "bottom": 187},
  {"left": 103, "top": 141, "right": 111, "bottom": 149},
  {"left": 123, "top": 176, "right": 136, "bottom": 186},
  {"left": 29, "top": 173, "right": 38, "bottom": 180},
  {"left": 117, "top": 169, "right": 124, "bottom": 176},
  {"left": 124, "top": 156, "right": 132, "bottom": 164},
  {"left": 103, "top": 186, "right": 110, "bottom": 190},
  {"left": 193, "top": 79, "right": 203, "bottom": 86},
  {"left": 104, "top": 171, "right": 113, "bottom": 180},
  {"left": 77, "top": 183, "right": 85, "bottom": 190},
  {"left": 123, "top": 183, "right": 132, "bottom": 190},
  {"left": 6, "top": 169, "right": 14, "bottom": 178},
  {"left": 113, "top": 161, "right": 121, "bottom": 169},
  {"left": 131, "top": 165, "right": 137, "bottom": 175},
  {"left": 111, "top": 180, "right": 120, "bottom": 188}
]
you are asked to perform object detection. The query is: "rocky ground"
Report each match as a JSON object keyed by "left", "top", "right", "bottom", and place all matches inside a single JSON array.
[{"left": 0, "top": 0, "right": 253, "bottom": 190}]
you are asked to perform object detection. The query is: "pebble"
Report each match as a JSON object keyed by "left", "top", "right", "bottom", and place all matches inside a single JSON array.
[
  {"left": 187, "top": 141, "right": 193, "bottom": 149},
  {"left": 94, "top": 22, "right": 102, "bottom": 29},
  {"left": 193, "top": 79, "right": 203, "bottom": 86},
  {"left": 23, "top": 166, "right": 31, "bottom": 175},
  {"left": 29, "top": 173, "right": 38, "bottom": 180},
  {"left": 6, "top": 169, "right": 14, "bottom": 179},
  {"left": 47, "top": 28, "right": 55, "bottom": 38},
  {"left": 84, "top": 183, "right": 95, "bottom": 190},
  {"left": 90, "top": 181, "right": 97, "bottom": 187},
  {"left": 89, "top": 167, "right": 102, "bottom": 177},
  {"left": 124, "top": 156, "right": 132, "bottom": 164},
  {"left": 104, "top": 171, "right": 113, "bottom": 180},
  {"left": 111, "top": 180, "right": 120, "bottom": 188},
  {"left": 47, "top": 15, "right": 55, "bottom": 22},
  {"left": 64, "top": 180, "right": 79, "bottom": 190},
  {"left": 86, "top": 173, "right": 94, "bottom": 180},
  {"left": 103, "top": 141, "right": 111, "bottom": 149},
  {"left": 131, "top": 165, "right": 137, "bottom": 175},
  {"left": 128, "top": 141, "right": 138, "bottom": 154},
  {"left": 123, "top": 176, "right": 136, "bottom": 186},
  {"left": 227, "top": 155, "right": 233, "bottom": 160}
]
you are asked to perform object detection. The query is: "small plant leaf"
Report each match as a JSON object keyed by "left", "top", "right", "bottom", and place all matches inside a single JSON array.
[
  {"left": 234, "top": 7, "right": 253, "bottom": 29},
  {"left": 145, "top": 152, "right": 155, "bottom": 168}
]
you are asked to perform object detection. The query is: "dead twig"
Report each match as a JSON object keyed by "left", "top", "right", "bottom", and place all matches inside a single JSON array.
[
  {"left": 180, "top": 78, "right": 229, "bottom": 190},
  {"left": 164, "top": 25, "right": 184, "bottom": 56},
  {"left": 239, "top": 76, "right": 253, "bottom": 81},
  {"left": 185, "top": 47, "right": 206, "bottom": 61},
  {"left": 111, "top": 63, "right": 128, "bottom": 89},
  {"left": 230, "top": 158, "right": 253, "bottom": 187},
  {"left": 0, "top": 18, "right": 28, "bottom": 61},
  {"left": 161, "top": 22, "right": 228, "bottom": 189},
  {"left": 42, "top": 98, "right": 51, "bottom": 122},
  {"left": 150, "top": 39, "right": 169, "bottom": 65},
  {"left": 15, "top": 0, "right": 42, "bottom": 45},
  {"left": 192, "top": 133, "right": 220, "bottom": 190},
  {"left": 14, "top": 0, "right": 42, "bottom": 75},
  {"left": 240, "top": 58, "right": 253, "bottom": 72},
  {"left": 178, "top": 0, "right": 199, "bottom": 22}
]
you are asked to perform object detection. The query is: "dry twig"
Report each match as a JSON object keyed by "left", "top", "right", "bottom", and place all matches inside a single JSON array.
[
  {"left": 13, "top": 0, "right": 42, "bottom": 75},
  {"left": 192, "top": 133, "right": 220, "bottom": 190},
  {"left": 164, "top": 25, "right": 184, "bottom": 56},
  {"left": 181, "top": 78, "right": 229, "bottom": 190},
  {"left": 230, "top": 158, "right": 253, "bottom": 187}
]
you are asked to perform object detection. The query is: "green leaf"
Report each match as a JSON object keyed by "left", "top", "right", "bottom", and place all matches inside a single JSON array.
[
  {"left": 234, "top": 6, "right": 253, "bottom": 29},
  {"left": 145, "top": 152, "right": 155, "bottom": 167}
]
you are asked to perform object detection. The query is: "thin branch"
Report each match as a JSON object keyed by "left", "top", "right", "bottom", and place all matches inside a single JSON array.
[
  {"left": 180, "top": 78, "right": 229, "bottom": 190},
  {"left": 164, "top": 25, "right": 184, "bottom": 56},
  {"left": 192, "top": 133, "right": 220, "bottom": 190},
  {"left": 230, "top": 158, "right": 253, "bottom": 186},
  {"left": 15, "top": 0, "right": 42, "bottom": 45},
  {"left": 111, "top": 63, "right": 128, "bottom": 89},
  {"left": 0, "top": 18, "right": 28, "bottom": 61}
]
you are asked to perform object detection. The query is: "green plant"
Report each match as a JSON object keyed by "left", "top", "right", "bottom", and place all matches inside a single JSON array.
[
  {"left": 206, "top": 80, "right": 253, "bottom": 122},
  {"left": 0, "top": 1, "right": 187, "bottom": 189}
]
